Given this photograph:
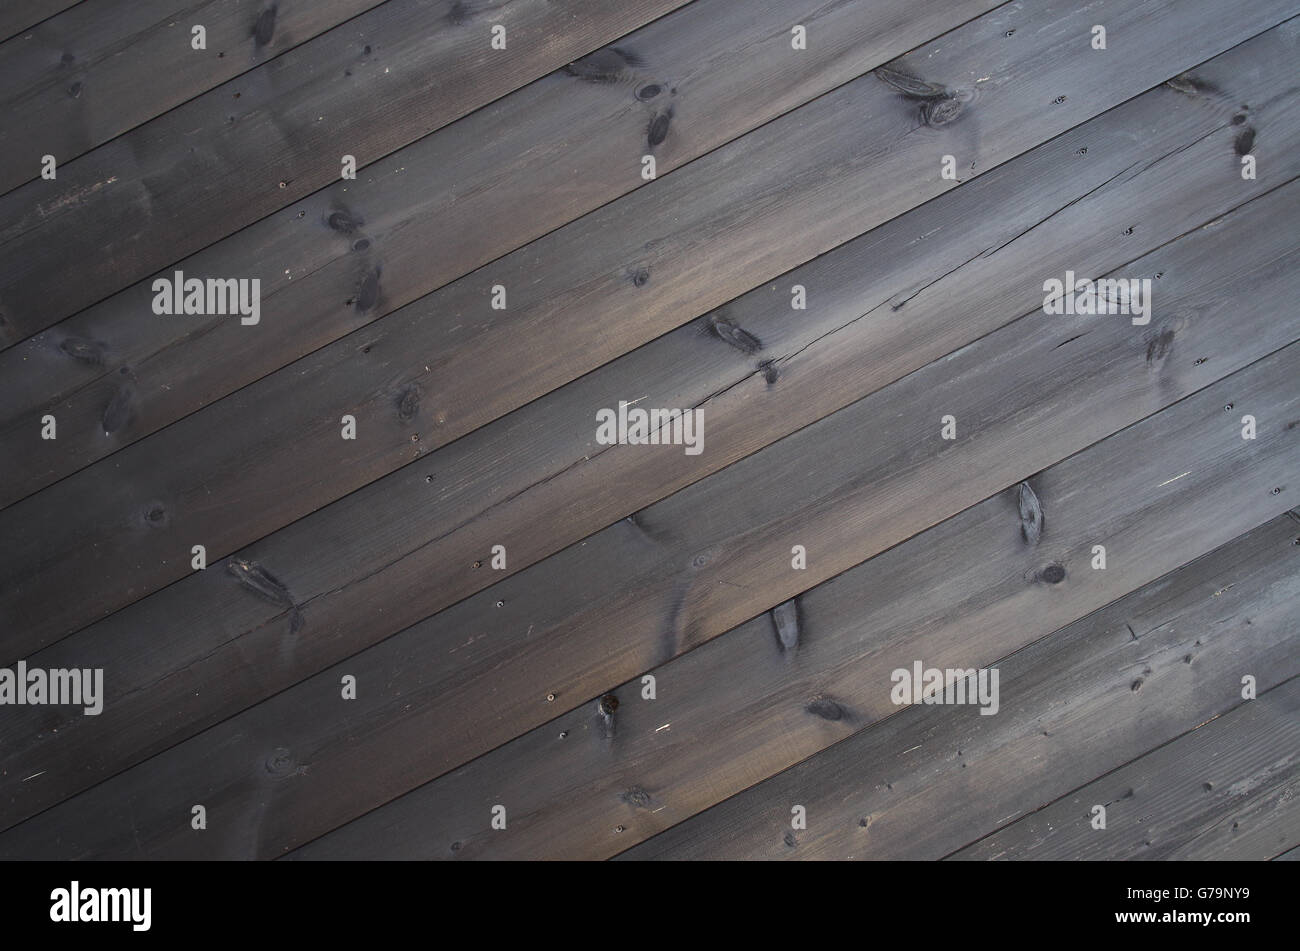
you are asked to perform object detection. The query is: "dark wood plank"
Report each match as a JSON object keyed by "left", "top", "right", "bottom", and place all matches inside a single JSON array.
[
  {"left": 4, "top": 28, "right": 1297, "bottom": 829},
  {"left": 0, "top": 0, "right": 391, "bottom": 197},
  {"left": 289, "top": 350, "right": 1300, "bottom": 861},
  {"left": 949, "top": 677, "right": 1300, "bottom": 860},
  {"left": 4, "top": 0, "right": 1289, "bottom": 651},
  {"left": 0, "top": 2, "right": 82, "bottom": 45},
  {"left": 4, "top": 220, "right": 1297, "bottom": 856},
  {"left": 0, "top": 0, "right": 695, "bottom": 342},
  {"left": 0, "top": 0, "right": 1005, "bottom": 503},
  {"left": 618, "top": 514, "right": 1300, "bottom": 859}
]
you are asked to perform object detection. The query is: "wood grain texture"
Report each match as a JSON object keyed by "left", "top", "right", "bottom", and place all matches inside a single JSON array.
[
  {"left": 0, "top": 0, "right": 391, "bottom": 196},
  {"left": 4, "top": 41, "right": 1298, "bottom": 829},
  {"left": 4, "top": 225, "right": 1296, "bottom": 855},
  {"left": 619, "top": 514, "right": 1300, "bottom": 859},
  {"left": 0, "top": 2, "right": 83, "bottom": 45},
  {"left": 4, "top": 0, "right": 1290, "bottom": 652},
  {"left": 950, "top": 677, "right": 1300, "bottom": 861},
  {"left": 0, "top": 0, "right": 695, "bottom": 342},
  {"left": 0, "top": 0, "right": 1004, "bottom": 504},
  {"left": 289, "top": 350, "right": 1300, "bottom": 860}
]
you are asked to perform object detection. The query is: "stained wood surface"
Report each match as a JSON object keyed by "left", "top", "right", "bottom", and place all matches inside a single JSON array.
[
  {"left": 2, "top": 0, "right": 1297, "bottom": 861},
  {"left": 0, "top": 2, "right": 83, "bottom": 45},
  {"left": 0, "top": 0, "right": 1004, "bottom": 504},
  {"left": 0, "top": 0, "right": 694, "bottom": 341},
  {"left": 2, "top": 0, "right": 1289, "bottom": 654},
  {"left": 289, "top": 351, "right": 1300, "bottom": 860},
  {"left": 4, "top": 242, "right": 1296, "bottom": 856},
  {"left": 620, "top": 514, "right": 1300, "bottom": 860},
  {"left": 0, "top": 0, "right": 390, "bottom": 196},
  {"left": 951, "top": 677, "right": 1300, "bottom": 861},
  {"left": 3, "top": 23, "right": 1299, "bottom": 830}
]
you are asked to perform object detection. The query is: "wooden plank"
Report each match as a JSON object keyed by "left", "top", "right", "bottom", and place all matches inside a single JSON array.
[
  {"left": 4, "top": 225, "right": 1297, "bottom": 856},
  {"left": 0, "top": 0, "right": 695, "bottom": 342},
  {"left": 618, "top": 514, "right": 1300, "bottom": 859},
  {"left": 289, "top": 351, "right": 1300, "bottom": 861},
  {"left": 0, "top": 0, "right": 1005, "bottom": 505},
  {"left": 3, "top": 1, "right": 1291, "bottom": 649},
  {"left": 0, "top": 0, "right": 392, "bottom": 196},
  {"left": 0, "top": 2, "right": 82, "bottom": 46},
  {"left": 949, "top": 677, "right": 1300, "bottom": 861},
  {"left": 4, "top": 28, "right": 1298, "bottom": 828},
  {"left": 1275, "top": 845, "right": 1300, "bottom": 860}
]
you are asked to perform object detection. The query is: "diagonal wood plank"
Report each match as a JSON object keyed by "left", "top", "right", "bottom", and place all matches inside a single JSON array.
[
  {"left": 0, "top": 0, "right": 394, "bottom": 197},
  {"left": 950, "top": 677, "right": 1300, "bottom": 861},
  {"left": 618, "top": 514, "right": 1300, "bottom": 859},
  {"left": 0, "top": 0, "right": 696, "bottom": 343},
  {"left": 0, "top": 0, "right": 1005, "bottom": 504},
  {"left": 4, "top": 0, "right": 1292, "bottom": 651},
  {"left": 4, "top": 212, "right": 1297, "bottom": 855},
  {"left": 3, "top": 26, "right": 1296, "bottom": 829}
]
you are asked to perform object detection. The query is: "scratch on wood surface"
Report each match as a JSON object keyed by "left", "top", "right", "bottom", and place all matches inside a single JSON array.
[{"left": 37, "top": 177, "right": 118, "bottom": 218}]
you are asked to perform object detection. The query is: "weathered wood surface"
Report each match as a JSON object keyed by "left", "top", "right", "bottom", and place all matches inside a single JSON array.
[
  {"left": 288, "top": 351, "right": 1300, "bottom": 860},
  {"left": 0, "top": 0, "right": 390, "bottom": 196},
  {"left": 620, "top": 514, "right": 1300, "bottom": 859},
  {"left": 950, "top": 677, "right": 1300, "bottom": 861},
  {"left": 0, "top": 0, "right": 1004, "bottom": 503},
  {"left": 4, "top": 42, "right": 1297, "bottom": 829},
  {"left": 0, "top": 0, "right": 695, "bottom": 342},
  {"left": 0, "top": 2, "right": 83, "bottom": 46},
  {"left": 4, "top": 0, "right": 1290, "bottom": 654},
  {"left": 4, "top": 235, "right": 1296, "bottom": 855},
  {"left": 2, "top": 0, "right": 1296, "bottom": 864}
]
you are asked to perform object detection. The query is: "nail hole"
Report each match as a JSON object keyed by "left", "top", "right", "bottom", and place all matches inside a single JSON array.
[
  {"left": 546, "top": 693, "right": 556, "bottom": 702},
  {"left": 495, "top": 599, "right": 505, "bottom": 607},
  {"left": 1053, "top": 95, "right": 1067, "bottom": 104}
]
